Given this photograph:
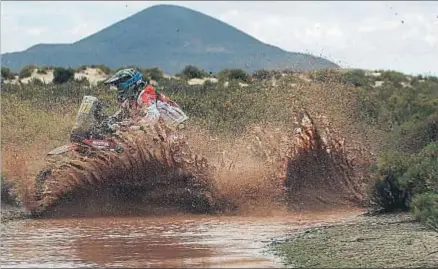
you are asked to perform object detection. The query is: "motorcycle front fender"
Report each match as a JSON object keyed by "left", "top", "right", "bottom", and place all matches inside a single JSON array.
[{"left": 47, "top": 144, "right": 77, "bottom": 155}]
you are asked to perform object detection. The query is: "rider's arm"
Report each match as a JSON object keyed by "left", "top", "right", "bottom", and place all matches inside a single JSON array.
[
  {"left": 127, "top": 106, "right": 160, "bottom": 131},
  {"left": 156, "top": 90, "right": 180, "bottom": 108},
  {"left": 127, "top": 87, "right": 160, "bottom": 131}
]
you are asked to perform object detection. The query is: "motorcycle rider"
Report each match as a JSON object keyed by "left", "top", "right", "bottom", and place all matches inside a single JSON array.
[{"left": 103, "top": 68, "right": 188, "bottom": 136}]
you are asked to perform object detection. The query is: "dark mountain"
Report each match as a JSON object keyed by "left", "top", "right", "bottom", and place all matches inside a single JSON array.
[{"left": 1, "top": 4, "right": 339, "bottom": 73}]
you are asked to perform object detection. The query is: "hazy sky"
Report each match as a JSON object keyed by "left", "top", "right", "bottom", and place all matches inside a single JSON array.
[{"left": 1, "top": 1, "right": 437, "bottom": 75}]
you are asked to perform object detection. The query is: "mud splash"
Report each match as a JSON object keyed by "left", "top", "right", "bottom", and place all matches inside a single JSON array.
[
  {"left": 7, "top": 103, "right": 373, "bottom": 217},
  {"left": 284, "top": 112, "right": 373, "bottom": 210},
  {"left": 29, "top": 128, "right": 228, "bottom": 217}
]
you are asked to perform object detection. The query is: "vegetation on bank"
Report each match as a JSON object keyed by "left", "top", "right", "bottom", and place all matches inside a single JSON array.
[
  {"left": 1, "top": 65, "right": 437, "bottom": 229},
  {"left": 270, "top": 213, "right": 438, "bottom": 268}
]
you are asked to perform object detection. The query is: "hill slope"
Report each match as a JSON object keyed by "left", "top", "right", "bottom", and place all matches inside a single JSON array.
[{"left": 1, "top": 4, "right": 339, "bottom": 73}]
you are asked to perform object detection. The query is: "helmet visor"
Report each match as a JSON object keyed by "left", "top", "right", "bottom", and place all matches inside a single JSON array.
[{"left": 103, "top": 71, "right": 131, "bottom": 86}]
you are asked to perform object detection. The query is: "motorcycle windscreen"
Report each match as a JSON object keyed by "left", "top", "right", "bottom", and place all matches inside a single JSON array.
[{"left": 156, "top": 100, "right": 189, "bottom": 127}]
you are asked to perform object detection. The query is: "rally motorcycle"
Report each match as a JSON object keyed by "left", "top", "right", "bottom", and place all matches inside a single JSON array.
[
  {"left": 47, "top": 95, "right": 189, "bottom": 156},
  {"left": 32, "top": 96, "right": 221, "bottom": 217}
]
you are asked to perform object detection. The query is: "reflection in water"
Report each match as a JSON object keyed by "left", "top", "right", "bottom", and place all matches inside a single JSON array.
[
  {"left": 72, "top": 218, "right": 215, "bottom": 267},
  {"left": 1, "top": 210, "right": 361, "bottom": 268}
]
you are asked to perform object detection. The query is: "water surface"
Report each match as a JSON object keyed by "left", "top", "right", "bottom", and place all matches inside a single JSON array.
[{"left": 1, "top": 210, "right": 360, "bottom": 268}]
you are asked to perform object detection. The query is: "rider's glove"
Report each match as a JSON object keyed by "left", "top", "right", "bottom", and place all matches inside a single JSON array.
[
  {"left": 128, "top": 125, "right": 144, "bottom": 131},
  {"left": 101, "top": 117, "right": 119, "bottom": 132},
  {"left": 108, "top": 123, "right": 120, "bottom": 132}
]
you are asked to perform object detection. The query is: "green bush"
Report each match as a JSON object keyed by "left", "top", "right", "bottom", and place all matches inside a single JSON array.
[
  {"left": 180, "top": 65, "right": 206, "bottom": 79},
  {"left": 1, "top": 67, "right": 16, "bottom": 80},
  {"left": 391, "top": 114, "right": 438, "bottom": 154},
  {"left": 53, "top": 67, "right": 75, "bottom": 84},
  {"left": 411, "top": 192, "right": 438, "bottom": 230},
  {"left": 361, "top": 70, "right": 438, "bottom": 229},
  {"left": 353, "top": 70, "right": 438, "bottom": 133},
  {"left": 219, "top": 68, "right": 250, "bottom": 82},
  {"left": 311, "top": 69, "right": 371, "bottom": 87},
  {"left": 369, "top": 142, "right": 438, "bottom": 214},
  {"left": 252, "top": 69, "right": 271, "bottom": 80},
  {"left": 282, "top": 69, "right": 294, "bottom": 75},
  {"left": 75, "top": 77, "right": 90, "bottom": 86},
  {"left": 142, "top": 67, "right": 164, "bottom": 82},
  {"left": 18, "top": 65, "right": 36, "bottom": 79},
  {"left": 340, "top": 69, "right": 369, "bottom": 87},
  {"left": 368, "top": 152, "right": 411, "bottom": 211},
  {"left": 399, "top": 143, "right": 438, "bottom": 194},
  {"left": 202, "top": 80, "right": 217, "bottom": 89},
  {"left": 310, "top": 68, "right": 342, "bottom": 83},
  {"left": 380, "top": 70, "right": 408, "bottom": 87},
  {"left": 36, "top": 66, "right": 51, "bottom": 74},
  {"left": 426, "top": 76, "right": 438, "bottom": 83}
]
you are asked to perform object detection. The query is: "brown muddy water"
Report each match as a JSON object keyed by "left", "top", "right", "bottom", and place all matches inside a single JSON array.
[{"left": 1, "top": 209, "right": 361, "bottom": 268}]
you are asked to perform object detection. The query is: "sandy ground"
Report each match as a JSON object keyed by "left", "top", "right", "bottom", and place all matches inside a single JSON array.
[
  {"left": 4, "top": 67, "right": 108, "bottom": 86},
  {"left": 74, "top": 67, "right": 108, "bottom": 85},
  {"left": 188, "top": 77, "right": 218, "bottom": 85}
]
